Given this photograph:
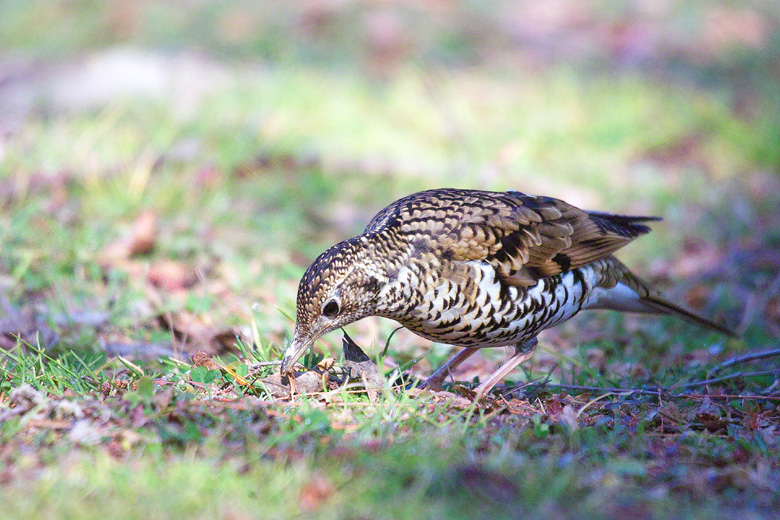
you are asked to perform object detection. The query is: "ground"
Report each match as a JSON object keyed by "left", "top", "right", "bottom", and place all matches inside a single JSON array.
[{"left": 1, "top": 1, "right": 779, "bottom": 519}]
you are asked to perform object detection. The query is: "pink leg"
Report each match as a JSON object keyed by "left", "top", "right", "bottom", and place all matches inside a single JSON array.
[
  {"left": 474, "top": 338, "right": 538, "bottom": 400},
  {"left": 420, "top": 347, "right": 480, "bottom": 391}
]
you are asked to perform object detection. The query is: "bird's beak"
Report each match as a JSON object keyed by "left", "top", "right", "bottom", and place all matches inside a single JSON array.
[{"left": 280, "top": 333, "right": 313, "bottom": 376}]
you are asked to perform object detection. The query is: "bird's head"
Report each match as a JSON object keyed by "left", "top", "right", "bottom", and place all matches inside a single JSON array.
[{"left": 281, "top": 236, "right": 383, "bottom": 376}]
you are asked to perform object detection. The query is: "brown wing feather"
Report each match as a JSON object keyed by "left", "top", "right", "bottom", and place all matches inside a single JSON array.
[
  {"left": 446, "top": 191, "right": 659, "bottom": 286},
  {"left": 365, "top": 189, "right": 660, "bottom": 287}
]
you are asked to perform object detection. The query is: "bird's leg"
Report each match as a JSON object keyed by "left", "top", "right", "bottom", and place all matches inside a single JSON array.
[
  {"left": 419, "top": 347, "right": 480, "bottom": 391},
  {"left": 474, "top": 337, "right": 538, "bottom": 400},
  {"left": 288, "top": 376, "right": 297, "bottom": 401}
]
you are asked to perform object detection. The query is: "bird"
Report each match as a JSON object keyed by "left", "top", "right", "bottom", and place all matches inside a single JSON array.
[{"left": 280, "top": 188, "right": 734, "bottom": 398}]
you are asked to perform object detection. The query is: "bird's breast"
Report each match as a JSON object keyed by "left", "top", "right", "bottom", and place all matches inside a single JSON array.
[{"left": 382, "top": 260, "right": 600, "bottom": 348}]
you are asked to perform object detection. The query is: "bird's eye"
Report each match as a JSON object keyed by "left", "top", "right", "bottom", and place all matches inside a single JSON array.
[{"left": 322, "top": 300, "right": 340, "bottom": 317}]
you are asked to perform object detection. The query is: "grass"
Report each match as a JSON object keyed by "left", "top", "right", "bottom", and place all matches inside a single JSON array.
[
  {"left": 2, "top": 340, "right": 777, "bottom": 520},
  {"left": 1, "top": 1, "right": 780, "bottom": 519},
  {"left": 2, "top": 344, "right": 777, "bottom": 519}
]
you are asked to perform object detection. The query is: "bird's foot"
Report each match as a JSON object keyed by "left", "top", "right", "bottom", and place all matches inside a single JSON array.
[
  {"left": 473, "top": 338, "right": 537, "bottom": 400},
  {"left": 418, "top": 347, "right": 480, "bottom": 392},
  {"left": 417, "top": 374, "right": 445, "bottom": 392}
]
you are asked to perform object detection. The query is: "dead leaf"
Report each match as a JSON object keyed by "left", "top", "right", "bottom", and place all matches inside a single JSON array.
[
  {"left": 8, "top": 384, "right": 45, "bottom": 412},
  {"left": 451, "top": 384, "right": 477, "bottom": 400},
  {"left": 316, "top": 357, "right": 337, "bottom": 371},
  {"left": 259, "top": 370, "right": 330, "bottom": 399},
  {"left": 648, "top": 402, "right": 686, "bottom": 433},
  {"left": 25, "top": 419, "right": 73, "bottom": 430},
  {"left": 341, "top": 331, "right": 384, "bottom": 402},
  {"left": 189, "top": 351, "right": 249, "bottom": 386},
  {"left": 157, "top": 313, "right": 240, "bottom": 355},
  {"left": 153, "top": 386, "right": 175, "bottom": 409},
  {"left": 299, "top": 475, "right": 335, "bottom": 512},
  {"left": 559, "top": 404, "right": 579, "bottom": 431},
  {"left": 694, "top": 411, "right": 729, "bottom": 432},
  {"left": 146, "top": 260, "right": 196, "bottom": 291},
  {"left": 407, "top": 388, "right": 473, "bottom": 409},
  {"left": 100, "top": 210, "right": 157, "bottom": 263},
  {"left": 545, "top": 395, "right": 564, "bottom": 420},
  {"left": 191, "top": 350, "right": 220, "bottom": 370},
  {"left": 504, "top": 398, "right": 540, "bottom": 416}
]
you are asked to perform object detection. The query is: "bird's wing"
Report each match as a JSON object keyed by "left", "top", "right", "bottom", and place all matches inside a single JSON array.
[{"left": 379, "top": 189, "right": 660, "bottom": 287}]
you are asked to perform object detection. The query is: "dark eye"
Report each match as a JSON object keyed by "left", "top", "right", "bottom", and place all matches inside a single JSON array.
[{"left": 322, "top": 300, "right": 340, "bottom": 317}]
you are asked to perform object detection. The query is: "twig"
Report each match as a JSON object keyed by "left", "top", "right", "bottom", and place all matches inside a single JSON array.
[
  {"left": 676, "top": 369, "right": 780, "bottom": 389},
  {"left": 539, "top": 371, "right": 780, "bottom": 401},
  {"left": 675, "top": 393, "right": 780, "bottom": 401},
  {"left": 248, "top": 361, "right": 282, "bottom": 367},
  {"left": 541, "top": 383, "right": 660, "bottom": 396},
  {"left": 709, "top": 348, "right": 780, "bottom": 374}
]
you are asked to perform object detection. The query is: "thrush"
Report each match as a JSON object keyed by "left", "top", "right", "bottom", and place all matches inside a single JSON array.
[{"left": 281, "top": 189, "right": 733, "bottom": 398}]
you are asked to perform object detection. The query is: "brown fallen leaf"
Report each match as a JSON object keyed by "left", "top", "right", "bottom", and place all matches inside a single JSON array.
[
  {"left": 316, "top": 357, "right": 337, "bottom": 371},
  {"left": 8, "top": 384, "right": 45, "bottom": 412},
  {"left": 25, "top": 419, "right": 74, "bottom": 430},
  {"left": 694, "top": 411, "right": 729, "bottom": 432},
  {"left": 341, "top": 331, "right": 384, "bottom": 402},
  {"left": 190, "top": 350, "right": 249, "bottom": 385},
  {"left": 545, "top": 395, "right": 564, "bottom": 420},
  {"left": 157, "top": 312, "right": 240, "bottom": 355},
  {"left": 299, "top": 474, "right": 336, "bottom": 512},
  {"left": 191, "top": 350, "right": 220, "bottom": 370},
  {"left": 146, "top": 260, "right": 197, "bottom": 291},
  {"left": 99, "top": 210, "right": 157, "bottom": 263},
  {"left": 559, "top": 404, "right": 579, "bottom": 431},
  {"left": 259, "top": 370, "right": 331, "bottom": 399},
  {"left": 406, "top": 388, "right": 473, "bottom": 409}
]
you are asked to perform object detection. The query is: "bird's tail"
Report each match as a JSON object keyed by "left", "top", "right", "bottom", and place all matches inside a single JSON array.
[
  {"left": 587, "top": 256, "right": 737, "bottom": 337},
  {"left": 639, "top": 293, "right": 737, "bottom": 337}
]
